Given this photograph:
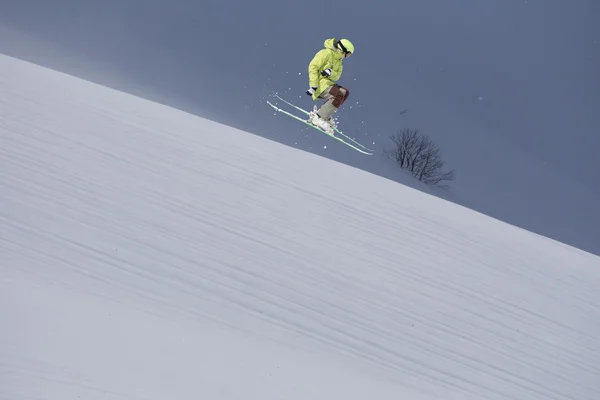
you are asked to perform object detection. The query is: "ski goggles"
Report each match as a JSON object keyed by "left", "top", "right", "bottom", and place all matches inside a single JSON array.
[{"left": 336, "top": 40, "right": 352, "bottom": 57}]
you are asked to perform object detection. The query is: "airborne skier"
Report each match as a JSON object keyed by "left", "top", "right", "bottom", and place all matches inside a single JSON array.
[{"left": 305, "top": 38, "right": 354, "bottom": 135}]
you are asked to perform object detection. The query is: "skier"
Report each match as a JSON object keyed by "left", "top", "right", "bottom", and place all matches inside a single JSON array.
[{"left": 305, "top": 38, "right": 354, "bottom": 135}]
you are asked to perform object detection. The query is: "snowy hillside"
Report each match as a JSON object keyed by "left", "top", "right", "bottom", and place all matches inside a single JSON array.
[{"left": 2, "top": 54, "right": 599, "bottom": 400}]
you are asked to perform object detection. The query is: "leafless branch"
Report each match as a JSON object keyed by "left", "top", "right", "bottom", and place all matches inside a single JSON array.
[{"left": 386, "top": 128, "right": 455, "bottom": 187}]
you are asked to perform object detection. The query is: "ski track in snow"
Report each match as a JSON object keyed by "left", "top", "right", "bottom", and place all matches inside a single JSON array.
[{"left": 2, "top": 54, "right": 600, "bottom": 399}]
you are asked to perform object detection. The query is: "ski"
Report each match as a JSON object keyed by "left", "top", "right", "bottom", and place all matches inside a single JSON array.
[
  {"left": 266, "top": 100, "right": 373, "bottom": 155},
  {"left": 271, "top": 93, "right": 374, "bottom": 153}
]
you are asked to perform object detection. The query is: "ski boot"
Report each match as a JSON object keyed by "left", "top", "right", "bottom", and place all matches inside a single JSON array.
[{"left": 308, "top": 107, "right": 335, "bottom": 136}]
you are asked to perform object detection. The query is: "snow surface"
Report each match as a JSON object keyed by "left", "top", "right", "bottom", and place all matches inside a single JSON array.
[{"left": 2, "top": 54, "right": 600, "bottom": 400}]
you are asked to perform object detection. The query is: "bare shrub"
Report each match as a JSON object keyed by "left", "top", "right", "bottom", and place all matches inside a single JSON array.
[{"left": 385, "top": 128, "right": 455, "bottom": 187}]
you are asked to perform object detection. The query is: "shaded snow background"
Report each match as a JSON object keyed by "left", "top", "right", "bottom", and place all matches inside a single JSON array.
[
  {"left": 1, "top": 0, "right": 599, "bottom": 255},
  {"left": 2, "top": 54, "right": 600, "bottom": 400}
]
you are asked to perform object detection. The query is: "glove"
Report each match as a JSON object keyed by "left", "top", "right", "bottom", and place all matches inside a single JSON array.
[
  {"left": 321, "top": 68, "right": 332, "bottom": 77},
  {"left": 306, "top": 86, "right": 317, "bottom": 96}
]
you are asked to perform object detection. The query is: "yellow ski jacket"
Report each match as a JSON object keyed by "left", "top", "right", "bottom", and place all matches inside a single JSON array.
[{"left": 308, "top": 38, "right": 345, "bottom": 100}]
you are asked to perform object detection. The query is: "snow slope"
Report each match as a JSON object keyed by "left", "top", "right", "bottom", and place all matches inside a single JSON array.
[{"left": 2, "top": 54, "right": 599, "bottom": 400}]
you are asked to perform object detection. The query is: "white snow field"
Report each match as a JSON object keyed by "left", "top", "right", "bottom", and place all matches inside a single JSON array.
[{"left": 2, "top": 53, "right": 599, "bottom": 400}]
